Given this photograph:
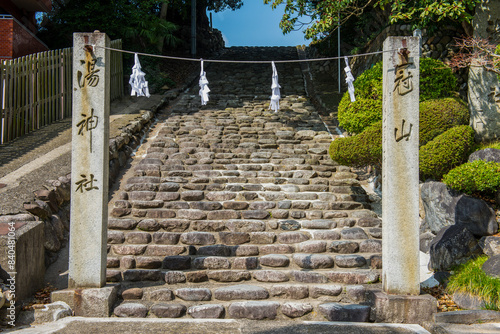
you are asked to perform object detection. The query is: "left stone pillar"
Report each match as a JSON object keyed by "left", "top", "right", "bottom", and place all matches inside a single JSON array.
[{"left": 68, "top": 32, "right": 110, "bottom": 288}]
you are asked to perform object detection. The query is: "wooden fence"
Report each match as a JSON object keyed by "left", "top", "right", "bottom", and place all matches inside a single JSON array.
[
  {"left": 110, "top": 39, "right": 124, "bottom": 102},
  {"left": 0, "top": 39, "right": 124, "bottom": 144}
]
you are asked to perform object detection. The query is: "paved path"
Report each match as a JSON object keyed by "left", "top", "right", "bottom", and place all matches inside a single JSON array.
[{"left": 106, "top": 47, "right": 383, "bottom": 322}]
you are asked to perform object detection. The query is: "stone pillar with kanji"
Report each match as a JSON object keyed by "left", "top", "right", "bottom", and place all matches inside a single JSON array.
[
  {"left": 68, "top": 32, "right": 110, "bottom": 288},
  {"left": 382, "top": 36, "right": 420, "bottom": 295}
]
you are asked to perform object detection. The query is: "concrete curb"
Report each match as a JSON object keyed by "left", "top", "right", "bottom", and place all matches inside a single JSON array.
[{"left": 10, "top": 317, "right": 432, "bottom": 334}]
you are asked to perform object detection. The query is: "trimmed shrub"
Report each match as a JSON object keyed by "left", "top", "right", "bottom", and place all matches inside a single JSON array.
[
  {"left": 338, "top": 58, "right": 458, "bottom": 134},
  {"left": 419, "top": 58, "right": 457, "bottom": 101},
  {"left": 351, "top": 61, "right": 383, "bottom": 100},
  {"left": 337, "top": 97, "right": 381, "bottom": 135},
  {"left": 337, "top": 62, "right": 383, "bottom": 134},
  {"left": 443, "top": 160, "right": 500, "bottom": 197},
  {"left": 329, "top": 121, "right": 382, "bottom": 168},
  {"left": 419, "top": 125, "right": 475, "bottom": 180},
  {"left": 419, "top": 97, "right": 469, "bottom": 146}
]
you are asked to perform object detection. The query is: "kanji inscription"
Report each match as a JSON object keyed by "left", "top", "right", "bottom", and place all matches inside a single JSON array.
[
  {"left": 77, "top": 58, "right": 100, "bottom": 88},
  {"left": 394, "top": 119, "right": 413, "bottom": 142}
]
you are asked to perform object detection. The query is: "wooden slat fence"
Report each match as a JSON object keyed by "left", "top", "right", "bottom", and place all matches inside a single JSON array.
[
  {"left": 110, "top": 39, "right": 124, "bottom": 102},
  {"left": 0, "top": 39, "right": 123, "bottom": 144}
]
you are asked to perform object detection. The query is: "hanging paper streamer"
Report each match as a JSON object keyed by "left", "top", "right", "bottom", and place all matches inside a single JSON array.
[
  {"left": 344, "top": 57, "right": 356, "bottom": 102},
  {"left": 270, "top": 61, "right": 281, "bottom": 112},
  {"left": 199, "top": 60, "right": 210, "bottom": 106},
  {"left": 129, "top": 53, "right": 150, "bottom": 98}
]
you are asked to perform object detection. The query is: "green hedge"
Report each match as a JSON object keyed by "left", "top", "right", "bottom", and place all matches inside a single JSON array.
[
  {"left": 419, "top": 97, "right": 469, "bottom": 146},
  {"left": 338, "top": 58, "right": 458, "bottom": 134},
  {"left": 329, "top": 121, "right": 383, "bottom": 168},
  {"left": 419, "top": 125, "right": 475, "bottom": 180},
  {"left": 419, "top": 58, "right": 457, "bottom": 101},
  {"left": 337, "top": 97, "right": 382, "bottom": 135},
  {"left": 351, "top": 61, "right": 383, "bottom": 100},
  {"left": 443, "top": 160, "right": 500, "bottom": 197}
]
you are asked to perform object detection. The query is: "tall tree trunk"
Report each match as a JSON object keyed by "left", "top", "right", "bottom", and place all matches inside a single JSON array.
[{"left": 157, "top": 1, "right": 169, "bottom": 53}]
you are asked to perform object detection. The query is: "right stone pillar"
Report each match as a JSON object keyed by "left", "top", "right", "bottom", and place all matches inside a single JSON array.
[{"left": 382, "top": 36, "right": 420, "bottom": 296}]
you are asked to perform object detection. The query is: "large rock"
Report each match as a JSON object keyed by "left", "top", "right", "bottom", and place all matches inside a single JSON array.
[
  {"left": 482, "top": 254, "right": 500, "bottom": 278},
  {"left": 479, "top": 236, "right": 500, "bottom": 257},
  {"left": 469, "top": 148, "right": 500, "bottom": 163},
  {"left": 421, "top": 181, "right": 498, "bottom": 237},
  {"left": 429, "top": 225, "right": 483, "bottom": 272}
]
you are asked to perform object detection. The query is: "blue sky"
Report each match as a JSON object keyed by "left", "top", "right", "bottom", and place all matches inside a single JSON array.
[{"left": 209, "top": 2, "right": 308, "bottom": 47}]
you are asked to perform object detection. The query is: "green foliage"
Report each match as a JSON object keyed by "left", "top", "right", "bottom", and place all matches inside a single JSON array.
[
  {"left": 124, "top": 17, "right": 180, "bottom": 50},
  {"left": 338, "top": 59, "right": 458, "bottom": 134},
  {"left": 420, "top": 58, "right": 458, "bottom": 101},
  {"left": 38, "top": 0, "right": 242, "bottom": 49},
  {"left": 337, "top": 97, "right": 382, "bottom": 134},
  {"left": 447, "top": 256, "right": 500, "bottom": 311},
  {"left": 419, "top": 98, "right": 469, "bottom": 146},
  {"left": 205, "top": 0, "right": 243, "bottom": 12},
  {"left": 329, "top": 121, "right": 383, "bottom": 168},
  {"left": 477, "top": 140, "right": 500, "bottom": 151},
  {"left": 352, "top": 62, "right": 384, "bottom": 100},
  {"left": 263, "top": 0, "right": 479, "bottom": 41},
  {"left": 378, "top": 0, "right": 479, "bottom": 30},
  {"left": 443, "top": 160, "right": 500, "bottom": 197},
  {"left": 337, "top": 62, "right": 383, "bottom": 134},
  {"left": 39, "top": 0, "right": 164, "bottom": 48},
  {"left": 419, "top": 125, "right": 475, "bottom": 180}
]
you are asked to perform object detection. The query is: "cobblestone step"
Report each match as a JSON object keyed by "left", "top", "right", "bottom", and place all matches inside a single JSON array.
[
  {"left": 111, "top": 281, "right": 376, "bottom": 321},
  {"left": 107, "top": 46, "right": 379, "bottom": 323}
]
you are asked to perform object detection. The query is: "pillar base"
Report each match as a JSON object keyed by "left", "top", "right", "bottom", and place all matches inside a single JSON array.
[
  {"left": 51, "top": 284, "right": 118, "bottom": 317},
  {"left": 368, "top": 290, "right": 437, "bottom": 324}
]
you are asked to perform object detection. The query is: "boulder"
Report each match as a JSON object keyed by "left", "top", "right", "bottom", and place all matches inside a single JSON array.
[
  {"left": 479, "top": 236, "right": 500, "bottom": 257},
  {"left": 469, "top": 148, "right": 500, "bottom": 163},
  {"left": 455, "top": 197, "right": 498, "bottom": 236},
  {"left": 421, "top": 181, "right": 498, "bottom": 237},
  {"left": 482, "top": 254, "right": 500, "bottom": 279},
  {"left": 419, "top": 232, "right": 435, "bottom": 254},
  {"left": 452, "top": 292, "right": 485, "bottom": 310},
  {"left": 429, "top": 225, "right": 483, "bottom": 272}
]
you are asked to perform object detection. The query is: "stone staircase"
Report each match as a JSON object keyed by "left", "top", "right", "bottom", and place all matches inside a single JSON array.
[{"left": 105, "top": 47, "right": 382, "bottom": 322}]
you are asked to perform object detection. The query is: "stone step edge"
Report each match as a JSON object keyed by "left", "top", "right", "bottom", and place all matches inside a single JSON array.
[
  {"left": 106, "top": 269, "right": 381, "bottom": 285},
  {"left": 112, "top": 299, "right": 372, "bottom": 322}
]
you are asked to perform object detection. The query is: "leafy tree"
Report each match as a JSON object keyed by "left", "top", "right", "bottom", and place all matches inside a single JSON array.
[
  {"left": 39, "top": 0, "right": 168, "bottom": 48},
  {"left": 39, "top": 0, "right": 243, "bottom": 50},
  {"left": 264, "top": 0, "right": 479, "bottom": 41}
]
